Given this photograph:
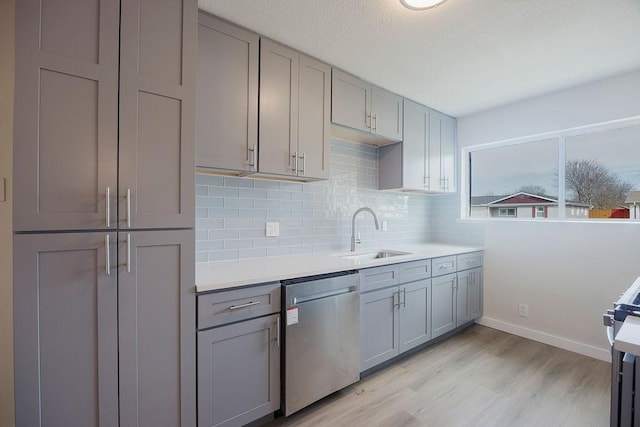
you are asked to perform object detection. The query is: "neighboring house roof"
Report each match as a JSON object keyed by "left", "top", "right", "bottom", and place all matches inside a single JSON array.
[
  {"left": 624, "top": 191, "right": 640, "bottom": 204},
  {"left": 471, "top": 192, "right": 591, "bottom": 208}
]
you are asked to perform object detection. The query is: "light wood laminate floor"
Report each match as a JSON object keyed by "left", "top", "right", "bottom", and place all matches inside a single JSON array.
[{"left": 269, "top": 325, "right": 610, "bottom": 427}]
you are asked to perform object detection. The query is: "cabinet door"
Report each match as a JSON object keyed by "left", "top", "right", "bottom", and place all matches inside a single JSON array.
[
  {"left": 429, "top": 110, "right": 457, "bottom": 193},
  {"left": 197, "top": 314, "right": 280, "bottom": 427},
  {"left": 431, "top": 273, "right": 457, "bottom": 339},
  {"left": 360, "top": 287, "right": 399, "bottom": 371},
  {"left": 331, "top": 69, "right": 371, "bottom": 133},
  {"left": 402, "top": 99, "right": 429, "bottom": 189},
  {"left": 399, "top": 279, "right": 431, "bottom": 353},
  {"left": 13, "top": 0, "right": 119, "bottom": 231},
  {"left": 119, "top": 230, "right": 196, "bottom": 427},
  {"left": 14, "top": 232, "right": 118, "bottom": 427},
  {"left": 468, "top": 268, "right": 483, "bottom": 320},
  {"left": 456, "top": 270, "right": 471, "bottom": 324},
  {"left": 119, "top": 0, "right": 196, "bottom": 229},
  {"left": 298, "top": 54, "right": 331, "bottom": 180},
  {"left": 259, "top": 39, "right": 299, "bottom": 176},
  {"left": 371, "top": 86, "right": 403, "bottom": 141},
  {"left": 196, "top": 13, "right": 258, "bottom": 173}
]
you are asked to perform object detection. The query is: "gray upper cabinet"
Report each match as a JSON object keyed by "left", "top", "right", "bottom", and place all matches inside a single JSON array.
[
  {"left": 14, "top": 0, "right": 196, "bottom": 231},
  {"left": 298, "top": 54, "right": 331, "bottom": 180},
  {"left": 331, "top": 69, "right": 403, "bottom": 144},
  {"left": 119, "top": 0, "right": 196, "bottom": 229},
  {"left": 196, "top": 13, "right": 258, "bottom": 174},
  {"left": 259, "top": 39, "right": 299, "bottom": 177},
  {"left": 331, "top": 69, "right": 371, "bottom": 133},
  {"left": 259, "top": 39, "right": 330, "bottom": 180},
  {"left": 13, "top": 0, "right": 120, "bottom": 231},
  {"left": 379, "top": 99, "right": 429, "bottom": 191},
  {"left": 429, "top": 110, "right": 457, "bottom": 193},
  {"left": 14, "top": 232, "right": 119, "bottom": 427},
  {"left": 371, "top": 86, "right": 403, "bottom": 141},
  {"left": 119, "top": 229, "right": 196, "bottom": 427}
]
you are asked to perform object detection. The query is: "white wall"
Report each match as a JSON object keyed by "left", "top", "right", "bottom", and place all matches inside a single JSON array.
[
  {"left": 457, "top": 69, "right": 640, "bottom": 361},
  {"left": 0, "top": 0, "right": 14, "bottom": 425}
]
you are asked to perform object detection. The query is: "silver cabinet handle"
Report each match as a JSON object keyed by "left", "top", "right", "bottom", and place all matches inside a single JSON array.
[
  {"left": 393, "top": 290, "right": 399, "bottom": 309},
  {"left": 127, "top": 233, "right": 131, "bottom": 273},
  {"left": 401, "top": 288, "right": 406, "bottom": 307},
  {"left": 228, "top": 301, "right": 260, "bottom": 311},
  {"left": 105, "top": 187, "right": 111, "bottom": 227},
  {"left": 105, "top": 234, "right": 111, "bottom": 276},
  {"left": 372, "top": 114, "right": 377, "bottom": 132},
  {"left": 366, "top": 113, "right": 372, "bottom": 129},
  {"left": 453, "top": 276, "right": 457, "bottom": 291},
  {"left": 299, "top": 153, "right": 305, "bottom": 175},
  {"left": 126, "top": 188, "right": 131, "bottom": 228},
  {"left": 276, "top": 317, "right": 280, "bottom": 347},
  {"left": 424, "top": 176, "right": 429, "bottom": 189},
  {"left": 291, "top": 152, "right": 298, "bottom": 172},
  {"left": 438, "top": 263, "right": 453, "bottom": 270},
  {"left": 248, "top": 145, "right": 257, "bottom": 169}
]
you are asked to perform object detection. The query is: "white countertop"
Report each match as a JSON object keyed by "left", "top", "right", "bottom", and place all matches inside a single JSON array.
[
  {"left": 196, "top": 243, "right": 483, "bottom": 292},
  {"left": 615, "top": 315, "right": 640, "bottom": 355}
]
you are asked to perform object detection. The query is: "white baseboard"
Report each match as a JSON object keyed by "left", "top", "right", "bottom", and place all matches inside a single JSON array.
[{"left": 476, "top": 316, "right": 611, "bottom": 363}]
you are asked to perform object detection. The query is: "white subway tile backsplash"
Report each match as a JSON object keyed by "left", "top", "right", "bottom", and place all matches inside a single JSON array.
[{"left": 196, "top": 139, "right": 432, "bottom": 262}]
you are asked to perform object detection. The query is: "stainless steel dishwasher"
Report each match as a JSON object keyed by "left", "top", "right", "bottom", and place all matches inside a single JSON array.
[{"left": 281, "top": 271, "right": 360, "bottom": 416}]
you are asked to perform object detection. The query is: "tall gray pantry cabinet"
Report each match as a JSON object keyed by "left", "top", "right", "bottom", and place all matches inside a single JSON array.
[{"left": 12, "top": 0, "right": 197, "bottom": 426}]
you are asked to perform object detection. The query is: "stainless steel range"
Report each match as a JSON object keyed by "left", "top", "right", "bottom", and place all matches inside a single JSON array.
[{"left": 603, "top": 277, "right": 640, "bottom": 427}]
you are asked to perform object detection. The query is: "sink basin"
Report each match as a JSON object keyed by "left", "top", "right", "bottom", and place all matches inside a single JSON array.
[{"left": 338, "top": 250, "right": 412, "bottom": 261}]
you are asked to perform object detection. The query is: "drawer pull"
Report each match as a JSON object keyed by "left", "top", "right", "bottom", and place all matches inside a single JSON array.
[
  {"left": 439, "top": 264, "right": 453, "bottom": 270},
  {"left": 228, "top": 301, "right": 261, "bottom": 311}
]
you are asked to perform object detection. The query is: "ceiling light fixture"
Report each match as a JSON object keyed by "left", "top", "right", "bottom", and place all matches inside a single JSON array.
[{"left": 400, "top": 0, "right": 448, "bottom": 10}]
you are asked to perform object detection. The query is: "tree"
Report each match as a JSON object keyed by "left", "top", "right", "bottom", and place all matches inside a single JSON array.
[
  {"left": 518, "top": 185, "right": 547, "bottom": 196},
  {"left": 565, "top": 159, "right": 632, "bottom": 209}
]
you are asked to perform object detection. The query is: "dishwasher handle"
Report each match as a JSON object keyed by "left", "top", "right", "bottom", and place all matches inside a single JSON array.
[{"left": 292, "top": 286, "right": 357, "bottom": 306}]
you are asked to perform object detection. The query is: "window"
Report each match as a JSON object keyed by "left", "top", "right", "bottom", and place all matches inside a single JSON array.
[
  {"left": 499, "top": 208, "right": 516, "bottom": 217},
  {"left": 463, "top": 117, "right": 640, "bottom": 221}
]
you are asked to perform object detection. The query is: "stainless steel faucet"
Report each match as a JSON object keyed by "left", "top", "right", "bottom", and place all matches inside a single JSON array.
[{"left": 351, "top": 207, "right": 380, "bottom": 251}]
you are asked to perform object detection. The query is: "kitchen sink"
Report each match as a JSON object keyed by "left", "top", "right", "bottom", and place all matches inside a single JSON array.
[{"left": 338, "top": 250, "right": 412, "bottom": 261}]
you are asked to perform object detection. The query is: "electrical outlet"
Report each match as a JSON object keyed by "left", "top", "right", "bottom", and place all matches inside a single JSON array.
[
  {"left": 381, "top": 220, "right": 388, "bottom": 232},
  {"left": 265, "top": 222, "right": 280, "bottom": 237},
  {"left": 518, "top": 303, "right": 529, "bottom": 318}
]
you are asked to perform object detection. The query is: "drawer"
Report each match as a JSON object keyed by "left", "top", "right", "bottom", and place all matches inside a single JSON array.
[
  {"left": 197, "top": 282, "right": 281, "bottom": 330},
  {"left": 457, "top": 252, "right": 483, "bottom": 271},
  {"left": 398, "top": 259, "right": 431, "bottom": 282},
  {"left": 432, "top": 256, "right": 457, "bottom": 277},
  {"left": 360, "top": 264, "right": 399, "bottom": 293}
]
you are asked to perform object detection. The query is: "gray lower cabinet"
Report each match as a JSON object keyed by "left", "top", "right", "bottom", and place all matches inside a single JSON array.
[
  {"left": 14, "top": 230, "right": 196, "bottom": 427},
  {"left": 431, "top": 273, "right": 457, "bottom": 339},
  {"left": 457, "top": 268, "right": 483, "bottom": 324},
  {"left": 118, "top": 230, "right": 196, "bottom": 427},
  {"left": 14, "top": 232, "right": 119, "bottom": 427},
  {"left": 197, "top": 284, "right": 281, "bottom": 427},
  {"left": 360, "top": 261, "right": 431, "bottom": 372},
  {"left": 432, "top": 253, "right": 484, "bottom": 339}
]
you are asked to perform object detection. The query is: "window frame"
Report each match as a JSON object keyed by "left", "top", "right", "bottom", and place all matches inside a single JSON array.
[
  {"left": 499, "top": 208, "right": 517, "bottom": 217},
  {"left": 461, "top": 116, "right": 640, "bottom": 221}
]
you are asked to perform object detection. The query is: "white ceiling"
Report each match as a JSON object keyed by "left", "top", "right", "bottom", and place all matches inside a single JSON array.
[{"left": 198, "top": 0, "right": 640, "bottom": 118}]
